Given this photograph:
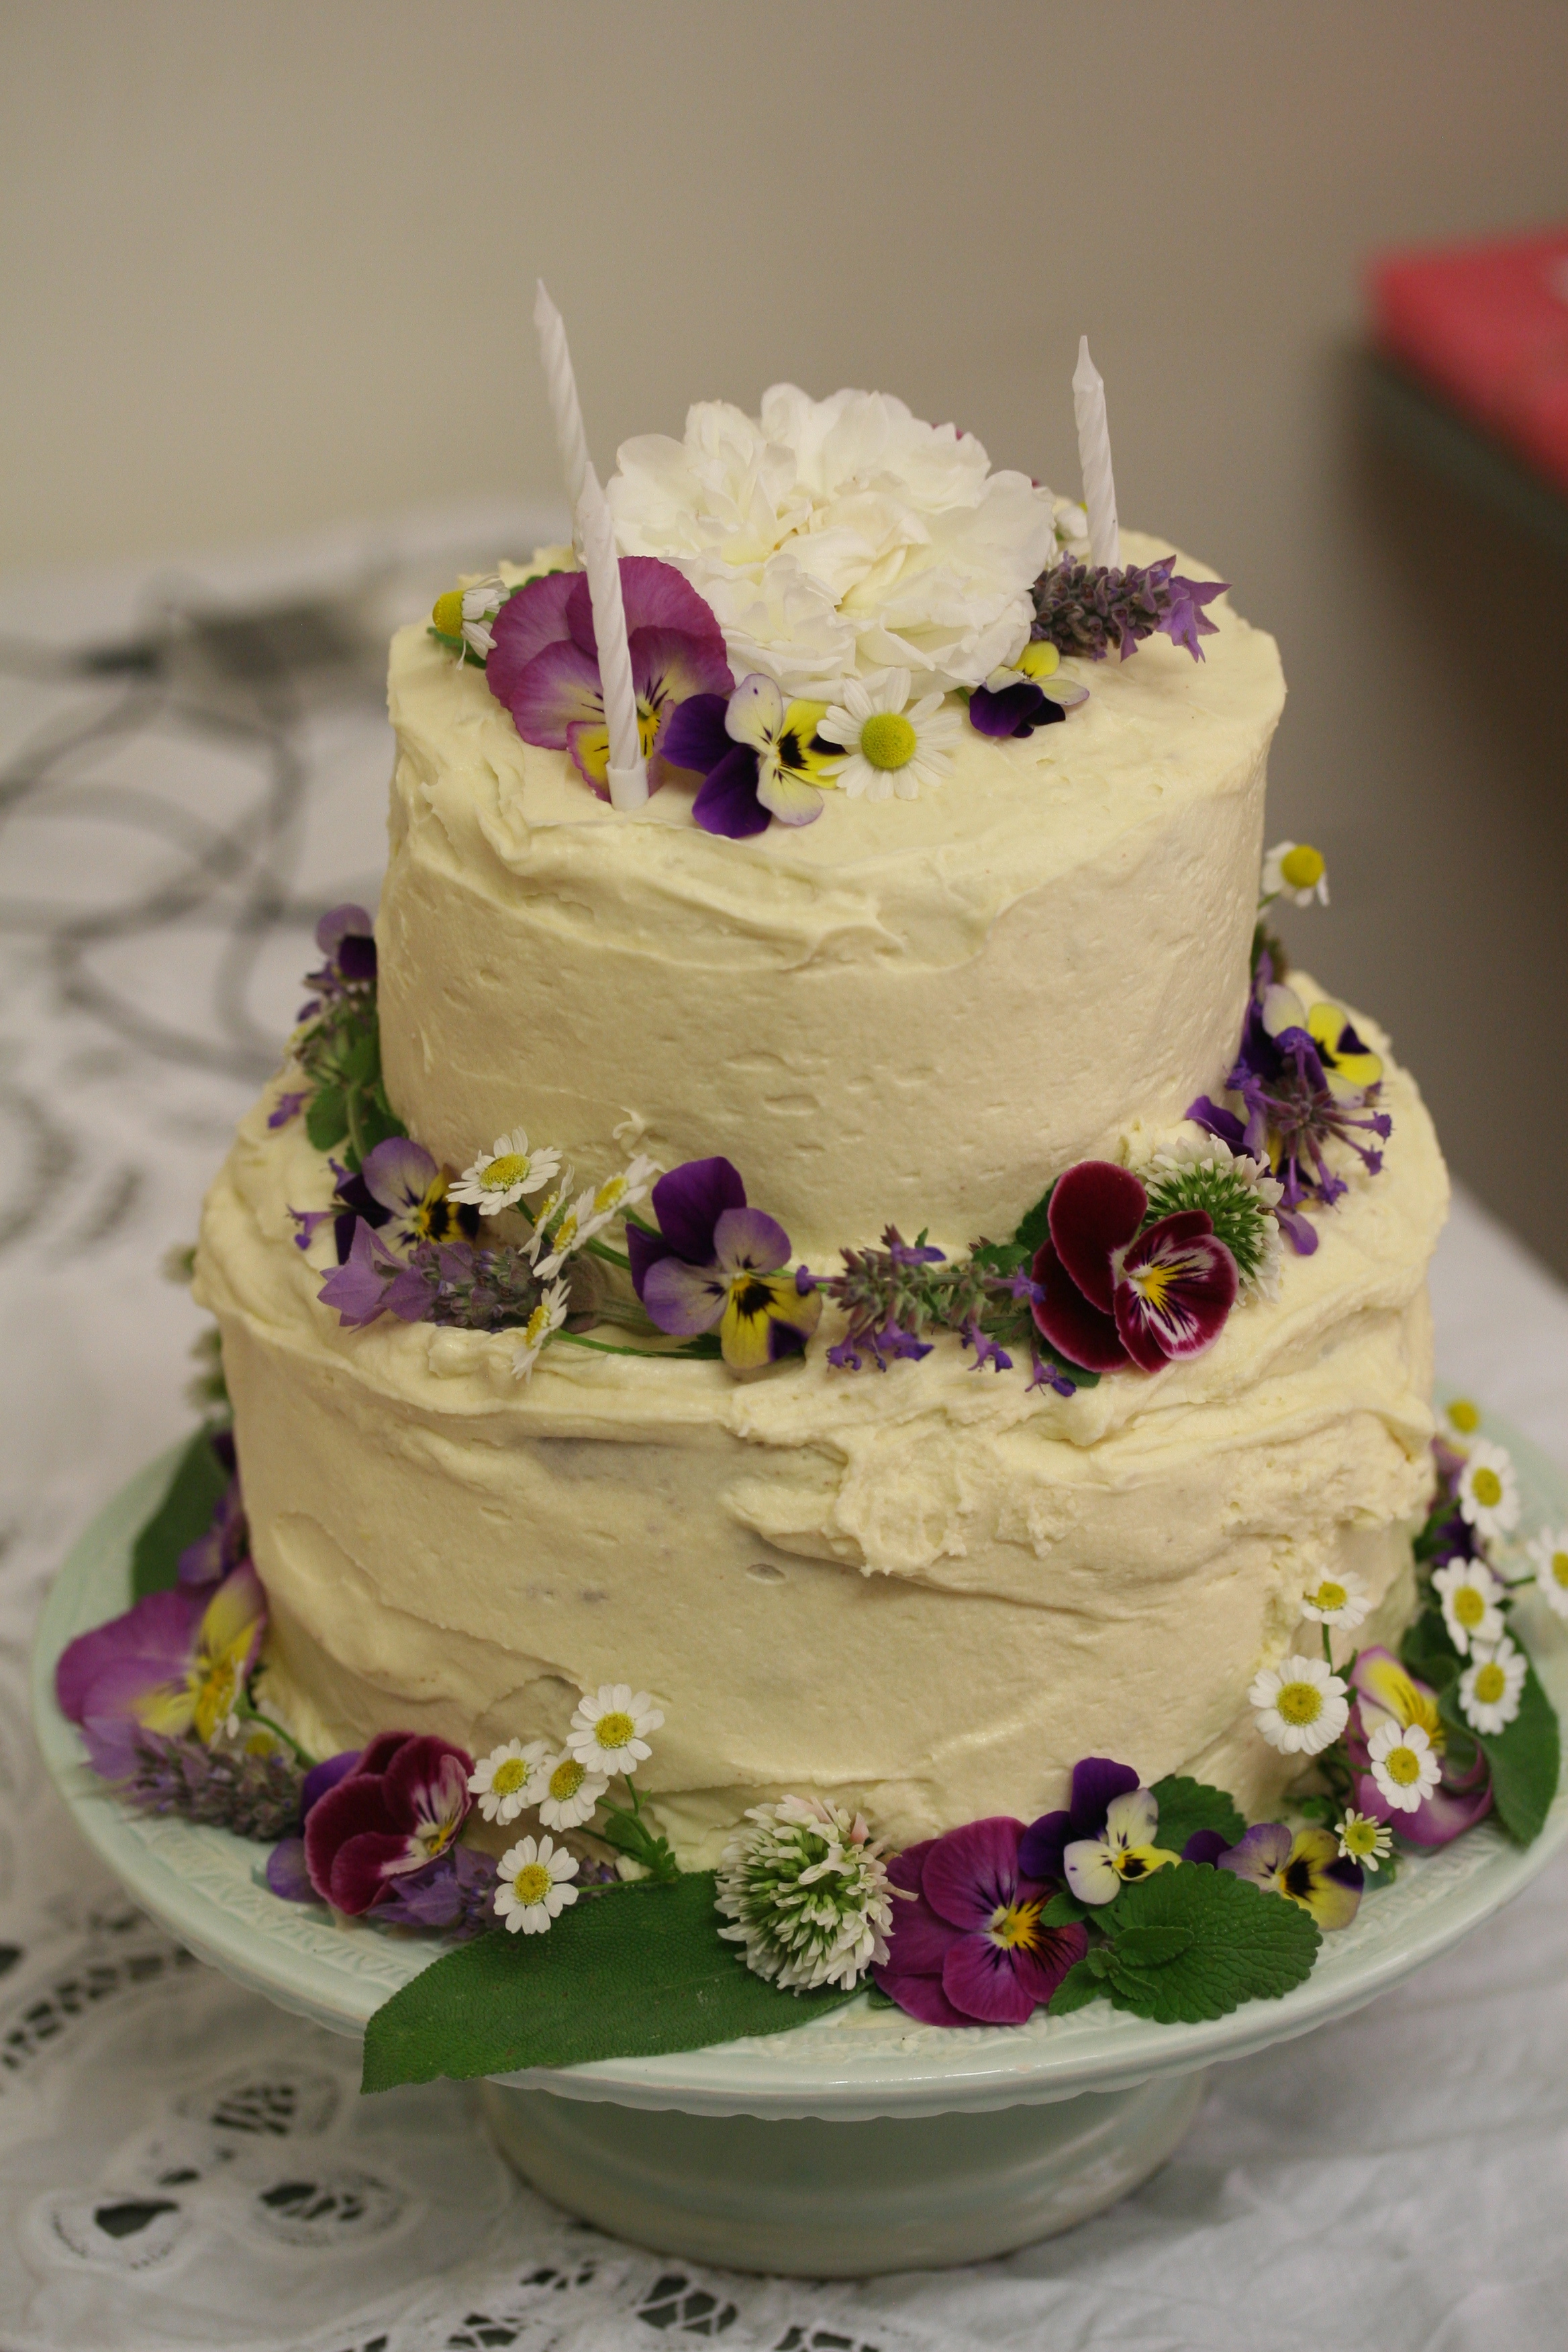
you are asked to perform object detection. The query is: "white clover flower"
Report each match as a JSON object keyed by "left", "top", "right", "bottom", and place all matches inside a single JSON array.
[
  {"left": 1455, "top": 1439, "right": 1520, "bottom": 1542},
  {"left": 1299, "top": 1571, "right": 1373, "bottom": 1630},
  {"left": 1527, "top": 1526, "right": 1568, "bottom": 1621},
  {"left": 716, "top": 1794, "right": 894, "bottom": 1992},
  {"left": 431, "top": 577, "right": 509, "bottom": 663},
  {"left": 567, "top": 1684, "right": 664, "bottom": 1777},
  {"left": 536, "top": 1751, "right": 609, "bottom": 1830},
  {"left": 1336, "top": 1809, "right": 1393, "bottom": 1873},
  {"left": 1431, "top": 1557, "right": 1506, "bottom": 1657},
  {"left": 817, "top": 671, "right": 962, "bottom": 803},
  {"left": 1458, "top": 1636, "right": 1528, "bottom": 1736},
  {"left": 1144, "top": 1133, "right": 1283, "bottom": 1300},
  {"left": 607, "top": 385, "right": 1057, "bottom": 697},
  {"left": 451, "top": 1127, "right": 562, "bottom": 1216},
  {"left": 511, "top": 1279, "right": 570, "bottom": 1381},
  {"left": 468, "top": 1736, "right": 552, "bottom": 1824},
  {"left": 1367, "top": 1718, "right": 1441, "bottom": 1813},
  {"left": 574, "top": 1155, "right": 658, "bottom": 1250},
  {"left": 493, "top": 1833, "right": 579, "bottom": 1935},
  {"left": 1248, "top": 1653, "right": 1350, "bottom": 1755},
  {"left": 1261, "top": 840, "right": 1329, "bottom": 908}
]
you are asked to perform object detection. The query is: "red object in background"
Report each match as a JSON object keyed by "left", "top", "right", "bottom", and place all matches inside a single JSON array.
[{"left": 1371, "top": 228, "right": 1568, "bottom": 496}]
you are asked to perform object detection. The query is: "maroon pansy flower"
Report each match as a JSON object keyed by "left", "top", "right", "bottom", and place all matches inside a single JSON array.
[
  {"left": 872, "top": 1816, "right": 1087, "bottom": 2027},
  {"left": 1030, "top": 1161, "right": 1238, "bottom": 1375},
  {"left": 301, "top": 1730, "right": 475, "bottom": 1914}
]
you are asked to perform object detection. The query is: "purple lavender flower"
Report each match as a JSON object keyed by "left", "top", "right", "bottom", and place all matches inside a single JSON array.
[
  {"left": 268, "top": 1089, "right": 307, "bottom": 1130},
  {"left": 119, "top": 1728, "right": 304, "bottom": 1841},
  {"left": 375, "top": 1845, "right": 499, "bottom": 1937},
  {"left": 1031, "top": 555, "right": 1227, "bottom": 664},
  {"left": 964, "top": 1322, "right": 1013, "bottom": 1374}
]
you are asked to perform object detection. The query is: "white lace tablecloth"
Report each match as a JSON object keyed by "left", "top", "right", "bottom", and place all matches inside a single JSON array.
[{"left": 2, "top": 518, "right": 1565, "bottom": 2352}]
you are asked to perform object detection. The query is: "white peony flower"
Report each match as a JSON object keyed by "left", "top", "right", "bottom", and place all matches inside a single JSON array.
[
  {"left": 469, "top": 1736, "right": 552, "bottom": 1824},
  {"left": 1248, "top": 1653, "right": 1349, "bottom": 1755},
  {"left": 1367, "top": 1719, "right": 1441, "bottom": 1814},
  {"left": 567, "top": 1683, "right": 665, "bottom": 1777},
  {"left": 1431, "top": 1557, "right": 1506, "bottom": 1657},
  {"left": 607, "top": 385, "right": 1059, "bottom": 697},
  {"left": 1527, "top": 1526, "right": 1568, "bottom": 1621},
  {"left": 817, "top": 670, "right": 962, "bottom": 802},
  {"left": 1458, "top": 1636, "right": 1528, "bottom": 1736},
  {"left": 494, "top": 1834, "right": 579, "bottom": 1934}
]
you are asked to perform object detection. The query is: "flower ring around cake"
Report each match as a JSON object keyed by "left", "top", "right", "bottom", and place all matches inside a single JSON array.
[{"left": 31, "top": 1413, "right": 1568, "bottom": 2279}]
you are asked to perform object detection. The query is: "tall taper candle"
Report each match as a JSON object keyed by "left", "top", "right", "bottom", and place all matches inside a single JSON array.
[
  {"left": 577, "top": 467, "right": 648, "bottom": 810},
  {"left": 534, "top": 279, "right": 591, "bottom": 521},
  {"left": 1073, "top": 336, "right": 1120, "bottom": 570}
]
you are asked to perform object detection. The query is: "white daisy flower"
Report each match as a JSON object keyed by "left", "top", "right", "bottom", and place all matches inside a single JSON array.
[
  {"left": 1431, "top": 1557, "right": 1506, "bottom": 1657},
  {"left": 536, "top": 1751, "right": 609, "bottom": 1830},
  {"left": 530, "top": 1189, "right": 593, "bottom": 1280},
  {"left": 817, "top": 670, "right": 961, "bottom": 803},
  {"left": 1527, "top": 1526, "right": 1568, "bottom": 1621},
  {"left": 1248, "top": 1653, "right": 1350, "bottom": 1756},
  {"left": 1455, "top": 1439, "right": 1520, "bottom": 1542},
  {"left": 1261, "top": 840, "right": 1329, "bottom": 908},
  {"left": 450, "top": 1127, "right": 562, "bottom": 1216},
  {"left": 574, "top": 1155, "right": 658, "bottom": 1250},
  {"left": 511, "top": 1279, "right": 570, "bottom": 1381},
  {"left": 1458, "top": 1636, "right": 1528, "bottom": 1736},
  {"left": 567, "top": 1683, "right": 665, "bottom": 1777},
  {"left": 431, "top": 576, "right": 509, "bottom": 663},
  {"left": 1299, "top": 1571, "right": 1373, "bottom": 1630},
  {"left": 1367, "top": 1718, "right": 1441, "bottom": 1813},
  {"left": 1446, "top": 1398, "right": 1481, "bottom": 1435},
  {"left": 493, "top": 1833, "right": 580, "bottom": 1935},
  {"left": 1336, "top": 1809, "right": 1393, "bottom": 1873},
  {"left": 467, "top": 1736, "right": 552, "bottom": 1824}
]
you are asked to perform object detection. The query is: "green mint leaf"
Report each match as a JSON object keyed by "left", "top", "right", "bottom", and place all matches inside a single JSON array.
[
  {"left": 1038, "top": 1888, "right": 1093, "bottom": 1928},
  {"left": 305, "top": 1087, "right": 348, "bottom": 1152},
  {"left": 1012, "top": 1181, "right": 1057, "bottom": 1258},
  {"left": 132, "top": 1428, "right": 232, "bottom": 1599},
  {"left": 1110, "top": 1923, "right": 1194, "bottom": 1969},
  {"left": 971, "top": 1238, "right": 1026, "bottom": 1277},
  {"left": 1442, "top": 1653, "right": 1560, "bottom": 1846},
  {"left": 1047, "top": 1957, "right": 1106, "bottom": 2015},
  {"left": 362, "top": 1871, "right": 859, "bottom": 2091},
  {"left": 1093, "top": 1863, "right": 1318, "bottom": 2024},
  {"left": 1401, "top": 1604, "right": 1462, "bottom": 1692},
  {"left": 1148, "top": 1775, "right": 1246, "bottom": 1855}
]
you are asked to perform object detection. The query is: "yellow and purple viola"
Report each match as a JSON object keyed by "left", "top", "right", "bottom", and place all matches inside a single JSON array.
[
  {"left": 628, "top": 1156, "right": 822, "bottom": 1373},
  {"left": 661, "top": 672, "right": 842, "bottom": 837},
  {"left": 1217, "top": 1821, "right": 1363, "bottom": 1930},
  {"left": 485, "top": 557, "right": 734, "bottom": 800},
  {"left": 1029, "top": 1160, "right": 1239, "bottom": 1376},
  {"left": 55, "top": 1562, "right": 268, "bottom": 1781},
  {"left": 871, "top": 1816, "right": 1088, "bottom": 2026}
]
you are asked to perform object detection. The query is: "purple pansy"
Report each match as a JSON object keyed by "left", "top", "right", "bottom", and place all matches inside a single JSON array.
[
  {"left": 299, "top": 904, "right": 377, "bottom": 1018},
  {"left": 968, "top": 679, "right": 1067, "bottom": 738},
  {"left": 873, "top": 1817, "right": 1087, "bottom": 2026},
  {"left": 301, "top": 1730, "right": 475, "bottom": 1915},
  {"left": 661, "top": 675, "right": 840, "bottom": 839},
  {"left": 1348, "top": 1649, "right": 1493, "bottom": 1848},
  {"left": 56, "top": 1563, "right": 267, "bottom": 1783},
  {"left": 177, "top": 1435, "right": 248, "bottom": 1589},
  {"left": 1029, "top": 1161, "right": 1238, "bottom": 1376},
  {"left": 630, "top": 1158, "right": 822, "bottom": 1373},
  {"left": 317, "top": 1217, "right": 433, "bottom": 1327},
  {"left": 1020, "top": 1756, "right": 1139, "bottom": 1881},
  {"left": 486, "top": 559, "right": 733, "bottom": 801},
  {"left": 1218, "top": 1821, "right": 1363, "bottom": 1930}
]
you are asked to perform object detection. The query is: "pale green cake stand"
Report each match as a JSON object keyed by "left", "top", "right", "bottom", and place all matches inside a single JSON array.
[{"left": 31, "top": 1422, "right": 1568, "bottom": 2277}]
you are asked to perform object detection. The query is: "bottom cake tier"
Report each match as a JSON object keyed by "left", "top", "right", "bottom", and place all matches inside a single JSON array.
[{"left": 194, "top": 1008, "right": 1448, "bottom": 1867}]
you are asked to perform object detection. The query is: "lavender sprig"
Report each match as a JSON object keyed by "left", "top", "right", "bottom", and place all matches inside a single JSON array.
[
  {"left": 1031, "top": 555, "right": 1226, "bottom": 664},
  {"left": 812, "top": 1227, "right": 1073, "bottom": 1383},
  {"left": 124, "top": 1730, "right": 305, "bottom": 1841}
]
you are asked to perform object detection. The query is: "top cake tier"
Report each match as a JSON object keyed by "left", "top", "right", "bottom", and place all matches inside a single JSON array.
[{"left": 376, "top": 530, "right": 1284, "bottom": 1261}]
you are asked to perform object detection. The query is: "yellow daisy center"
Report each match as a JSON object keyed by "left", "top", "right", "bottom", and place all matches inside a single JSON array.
[
  {"left": 492, "top": 1757, "right": 530, "bottom": 1798},
  {"left": 593, "top": 1175, "right": 626, "bottom": 1215},
  {"left": 1276, "top": 1679, "right": 1323, "bottom": 1726},
  {"left": 432, "top": 589, "right": 465, "bottom": 638},
  {"left": 989, "top": 1899, "right": 1042, "bottom": 1951},
  {"left": 551, "top": 1212, "right": 579, "bottom": 1253},
  {"left": 1551, "top": 1551, "right": 1568, "bottom": 1590},
  {"left": 859, "top": 712, "right": 918, "bottom": 771},
  {"left": 594, "top": 1710, "right": 636, "bottom": 1751},
  {"left": 481, "top": 1153, "right": 530, "bottom": 1191},
  {"left": 1384, "top": 1743, "right": 1422, "bottom": 1787},
  {"left": 511, "top": 1863, "right": 552, "bottom": 1906},
  {"left": 1453, "top": 1586, "right": 1487, "bottom": 1628},
  {"left": 1471, "top": 1467, "right": 1503, "bottom": 1510},
  {"left": 1312, "top": 1581, "right": 1347, "bottom": 1613},
  {"left": 1447, "top": 1399, "right": 1480, "bottom": 1433},
  {"left": 1279, "top": 844, "right": 1324, "bottom": 891},
  {"left": 522, "top": 1302, "right": 551, "bottom": 1349},
  {"left": 1473, "top": 1662, "right": 1507, "bottom": 1706},
  {"left": 549, "top": 1758, "right": 585, "bottom": 1801},
  {"left": 1342, "top": 1818, "right": 1379, "bottom": 1859}
]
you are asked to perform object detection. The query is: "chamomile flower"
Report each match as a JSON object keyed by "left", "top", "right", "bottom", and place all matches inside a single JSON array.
[
  {"left": 511, "top": 1279, "right": 570, "bottom": 1381},
  {"left": 1457, "top": 1636, "right": 1528, "bottom": 1736},
  {"left": 530, "top": 1189, "right": 592, "bottom": 1280},
  {"left": 1447, "top": 1398, "right": 1481, "bottom": 1435},
  {"left": 568, "top": 1683, "right": 664, "bottom": 1777},
  {"left": 1248, "top": 1654, "right": 1350, "bottom": 1755},
  {"left": 1455, "top": 1439, "right": 1520, "bottom": 1542},
  {"left": 1336, "top": 1809, "right": 1393, "bottom": 1873},
  {"left": 1299, "top": 1571, "right": 1373, "bottom": 1630},
  {"left": 1367, "top": 1718, "right": 1441, "bottom": 1813},
  {"left": 1261, "top": 841, "right": 1329, "bottom": 908},
  {"left": 493, "top": 1833, "right": 579, "bottom": 1934},
  {"left": 468, "top": 1737, "right": 552, "bottom": 1824},
  {"left": 817, "top": 671, "right": 961, "bottom": 803},
  {"left": 575, "top": 1155, "right": 658, "bottom": 1248},
  {"left": 431, "top": 577, "right": 509, "bottom": 663},
  {"left": 536, "top": 1751, "right": 609, "bottom": 1830},
  {"left": 451, "top": 1128, "right": 562, "bottom": 1216},
  {"left": 1432, "top": 1557, "right": 1506, "bottom": 1657},
  {"left": 1527, "top": 1526, "right": 1568, "bottom": 1622}
]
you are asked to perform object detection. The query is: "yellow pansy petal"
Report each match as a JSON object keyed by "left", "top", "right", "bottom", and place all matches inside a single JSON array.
[
  {"left": 1357, "top": 1653, "right": 1444, "bottom": 1744},
  {"left": 1016, "top": 640, "right": 1061, "bottom": 680},
  {"left": 1308, "top": 1001, "right": 1382, "bottom": 1093},
  {"left": 718, "top": 1272, "right": 820, "bottom": 1372}
]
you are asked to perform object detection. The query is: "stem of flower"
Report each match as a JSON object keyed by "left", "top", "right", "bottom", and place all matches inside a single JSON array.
[
  {"left": 583, "top": 1238, "right": 632, "bottom": 1270},
  {"left": 239, "top": 1703, "right": 313, "bottom": 1762},
  {"left": 1322, "top": 1624, "right": 1334, "bottom": 1671}
]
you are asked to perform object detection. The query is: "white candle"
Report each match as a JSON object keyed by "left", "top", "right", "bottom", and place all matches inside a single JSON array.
[
  {"left": 534, "top": 279, "right": 591, "bottom": 522},
  {"left": 577, "top": 466, "right": 648, "bottom": 810},
  {"left": 1073, "top": 336, "right": 1120, "bottom": 570}
]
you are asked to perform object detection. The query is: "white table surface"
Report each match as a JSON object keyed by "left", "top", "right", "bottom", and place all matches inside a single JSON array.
[{"left": 1, "top": 513, "right": 1564, "bottom": 2352}]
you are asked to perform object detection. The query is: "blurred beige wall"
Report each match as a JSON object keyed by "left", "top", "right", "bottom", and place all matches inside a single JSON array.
[{"left": 3, "top": 1, "right": 1567, "bottom": 1269}]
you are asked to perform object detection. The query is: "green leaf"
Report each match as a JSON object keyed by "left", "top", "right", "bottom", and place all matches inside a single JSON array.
[
  {"left": 1110, "top": 1923, "right": 1193, "bottom": 1969},
  {"left": 864, "top": 1980, "right": 898, "bottom": 2008},
  {"left": 1442, "top": 1656, "right": 1561, "bottom": 1847},
  {"left": 596, "top": 1804, "right": 680, "bottom": 1883},
  {"left": 1047, "top": 1957, "right": 1106, "bottom": 2015},
  {"left": 361, "top": 1871, "right": 859, "bottom": 2092},
  {"left": 971, "top": 1238, "right": 1026, "bottom": 1278},
  {"left": 1148, "top": 1774, "right": 1246, "bottom": 1856},
  {"left": 1091, "top": 1863, "right": 1319, "bottom": 2024},
  {"left": 1012, "top": 1180, "right": 1057, "bottom": 1259},
  {"left": 1038, "top": 1888, "right": 1093, "bottom": 1928},
  {"left": 1401, "top": 1604, "right": 1462, "bottom": 1692},
  {"left": 305, "top": 1087, "right": 348, "bottom": 1152},
  {"left": 132, "top": 1428, "right": 232, "bottom": 1599},
  {"left": 340, "top": 1030, "right": 377, "bottom": 1087}
]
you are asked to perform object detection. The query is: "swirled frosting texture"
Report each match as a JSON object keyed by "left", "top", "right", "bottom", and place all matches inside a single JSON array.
[{"left": 376, "top": 532, "right": 1285, "bottom": 1261}]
